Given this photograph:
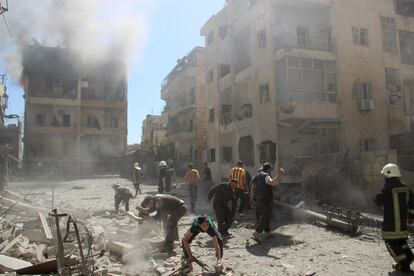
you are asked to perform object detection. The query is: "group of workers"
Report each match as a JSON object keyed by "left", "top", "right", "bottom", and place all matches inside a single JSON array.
[{"left": 112, "top": 160, "right": 414, "bottom": 274}]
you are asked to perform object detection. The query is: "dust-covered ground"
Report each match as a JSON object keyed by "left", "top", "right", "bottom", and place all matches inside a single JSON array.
[{"left": 6, "top": 177, "right": 408, "bottom": 276}]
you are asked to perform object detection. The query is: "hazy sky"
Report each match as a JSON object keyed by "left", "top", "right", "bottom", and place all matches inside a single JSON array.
[{"left": 2, "top": 1, "right": 225, "bottom": 144}]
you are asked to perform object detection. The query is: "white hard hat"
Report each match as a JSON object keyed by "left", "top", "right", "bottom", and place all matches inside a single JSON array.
[
  {"left": 112, "top": 183, "right": 120, "bottom": 189},
  {"left": 134, "top": 162, "right": 140, "bottom": 169},
  {"left": 381, "top": 163, "right": 402, "bottom": 178},
  {"left": 159, "top": 161, "right": 167, "bottom": 167}
]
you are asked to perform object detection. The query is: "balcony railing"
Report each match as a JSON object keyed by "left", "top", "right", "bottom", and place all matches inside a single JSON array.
[{"left": 274, "top": 32, "right": 336, "bottom": 53}]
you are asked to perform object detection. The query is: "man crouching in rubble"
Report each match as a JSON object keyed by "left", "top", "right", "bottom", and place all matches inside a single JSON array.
[
  {"left": 375, "top": 163, "right": 414, "bottom": 273},
  {"left": 181, "top": 216, "right": 223, "bottom": 273},
  {"left": 112, "top": 184, "right": 133, "bottom": 214},
  {"left": 137, "top": 194, "right": 187, "bottom": 253}
]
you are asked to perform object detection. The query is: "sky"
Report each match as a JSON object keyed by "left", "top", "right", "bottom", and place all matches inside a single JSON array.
[{"left": 2, "top": 1, "right": 225, "bottom": 145}]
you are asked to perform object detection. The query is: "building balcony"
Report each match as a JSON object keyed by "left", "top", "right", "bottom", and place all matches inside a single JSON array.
[
  {"left": 278, "top": 98, "right": 338, "bottom": 122},
  {"left": 27, "top": 125, "right": 78, "bottom": 135},
  {"left": 81, "top": 127, "right": 127, "bottom": 136},
  {"left": 274, "top": 32, "right": 336, "bottom": 53},
  {"left": 26, "top": 96, "right": 79, "bottom": 106},
  {"left": 81, "top": 98, "right": 126, "bottom": 109}
]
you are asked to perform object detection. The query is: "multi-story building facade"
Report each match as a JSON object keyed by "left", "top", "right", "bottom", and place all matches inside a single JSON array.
[
  {"left": 161, "top": 47, "right": 207, "bottom": 169},
  {"left": 22, "top": 45, "right": 128, "bottom": 175},
  {"left": 140, "top": 114, "right": 167, "bottom": 153},
  {"left": 201, "top": 0, "right": 414, "bottom": 189},
  {"left": 0, "top": 74, "right": 8, "bottom": 127}
]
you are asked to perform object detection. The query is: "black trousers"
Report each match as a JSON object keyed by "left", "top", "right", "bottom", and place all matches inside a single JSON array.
[
  {"left": 235, "top": 189, "right": 246, "bottom": 213},
  {"left": 115, "top": 197, "right": 130, "bottom": 213},
  {"left": 133, "top": 182, "right": 141, "bottom": 196},
  {"left": 214, "top": 202, "right": 234, "bottom": 234},
  {"left": 164, "top": 206, "right": 187, "bottom": 249},
  {"left": 255, "top": 201, "right": 272, "bottom": 233},
  {"left": 158, "top": 176, "right": 171, "bottom": 193},
  {"left": 385, "top": 238, "right": 413, "bottom": 272}
]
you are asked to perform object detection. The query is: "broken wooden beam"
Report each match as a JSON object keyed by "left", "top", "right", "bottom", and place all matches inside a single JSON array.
[
  {"left": 274, "top": 200, "right": 358, "bottom": 233},
  {"left": 126, "top": 211, "right": 144, "bottom": 223},
  {"left": 0, "top": 234, "right": 22, "bottom": 254},
  {"left": 38, "top": 212, "right": 53, "bottom": 240}
]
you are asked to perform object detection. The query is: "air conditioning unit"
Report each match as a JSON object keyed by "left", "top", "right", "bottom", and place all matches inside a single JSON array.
[{"left": 359, "top": 99, "right": 374, "bottom": 111}]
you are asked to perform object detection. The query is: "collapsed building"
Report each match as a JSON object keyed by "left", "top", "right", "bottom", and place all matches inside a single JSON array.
[
  {"left": 181, "top": 0, "right": 414, "bottom": 205},
  {"left": 22, "top": 45, "right": 128, "bottom": 176},
  {"left": 161, "top": 47, "right": 207, "bottom": 172}
]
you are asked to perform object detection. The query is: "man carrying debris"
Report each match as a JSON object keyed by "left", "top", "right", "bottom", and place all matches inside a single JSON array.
[
  {"left": 185, "top": 163, "right": 201, "bottom": 213},
  {"left": 228, "top": 161, "right": 247, "bottom": 217},
  {"left": 181, "top": 216, "right": 223, "bottom": 273},
  {"left": 374, "top": 163, "right": 414, "bottom": 273},
  {"left": 132, "top": 162, "right": 142, "bottom": 197},
  {"left": 137, "top": 194, "right": 187, "bottom": 253},
  {"left": 251, "top": 162, "right": 284, "bottom": 242},
  {"left": 208, "top": 180, "right": 237, "bottom": 236},
  {"left": 112, "top": 184, "right": 133, "bottom": 214}
]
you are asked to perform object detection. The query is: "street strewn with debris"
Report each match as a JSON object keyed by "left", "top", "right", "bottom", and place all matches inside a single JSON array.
[{"left": 0, "top": 177, "right": 400, "bottom": 275}]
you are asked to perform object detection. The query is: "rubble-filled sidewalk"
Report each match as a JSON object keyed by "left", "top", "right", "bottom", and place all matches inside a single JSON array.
[{"left": 0, "top": 177, "right": 406, "bottom": 275}]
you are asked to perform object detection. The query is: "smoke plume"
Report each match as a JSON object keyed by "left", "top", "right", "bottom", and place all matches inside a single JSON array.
[{"left": 0, "top": 0, "right": 150, "bottom": 80}]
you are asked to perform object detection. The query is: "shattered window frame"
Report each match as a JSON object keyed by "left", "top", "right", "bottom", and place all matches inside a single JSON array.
[{"left": 380, "top": 16, "right": 397, "bottom": 53}]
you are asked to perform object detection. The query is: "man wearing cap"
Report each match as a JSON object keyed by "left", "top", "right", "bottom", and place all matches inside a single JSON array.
[
  {"left": 137, "top": 194, "right": 187, "bottom": 253},
  {"left": 375, "top": 163, "right": 414, "bottom": 273},
  {"left": 132, "top": 162, "right": 142, "bottom": 197},
  {"left": 112, "top": 184, "right": 133, "bottom": 214}
]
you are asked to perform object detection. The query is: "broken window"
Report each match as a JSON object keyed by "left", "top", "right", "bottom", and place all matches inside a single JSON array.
[
  {"left": 404, "top": 81, "right": 414, "bottom": 116},
  {"left": 356, "top": 80, "right": 374, "bottom": 111},
  {"left": 238, "top": 103, "right": 253, "bottom": 120},
  {"left": 62, "top": 114, "right": 71, "bottom": 127},
  {"left": 389, "top": 134, "right": 402, "bottom": 152},
  {"left": 219, "top": 64, "right": 231, "bottom": 79},
  {"left": 320, "top": 128, "right": 340, "bottom": 154},
  {"left": 260, "top": 83, "right": 270, "bottom": 104},
  {"left": 207, "top": 31, "right": 214, "bottom": 46},
  {"left": 297, "top": 27, "right": 310, "bottom": 48},
  {"left": 209, "top": 108, "right": 215, "bottom": 123},
  {"left": 257, "top": 29, "right": 266, "bottom": 48},
  {"left": 207, "top": 70, "right": 214, "bottom": 83},
  {"left": 380, "top": 17, "right": 397, "bottom": 53},
  {"left": 259, "top": 141, "right": 276, "bottom": 164},
  {"left": 394, "top": 0, "right": 414, "bottom": 17},
  {"left": 209, "top": 148, "right": 216, "bottom": 162},
  {"left": 234, "top": 29, "right": 251, "bottom": 73},
  {"left": 360, "top": 138, "right": 377, "bottom": 152},
  {"left": 222, "top": 147, "right": 233, "bottom": 163},
  {"left": 111, "top": 117, "right": 118, "bottom": 128},
  {"left": 238, "top": 136, "right": 254, "bottom": 166},
  {"left": 399, "top": 30, "right": 414, "bottom": 65},
  {"left": 352, "top": 27, "right": 368, "bottom": 46},
  {"left": 221, "top": 104, "right": 232, "bottom": 125},
  {"left": 218, "top": 26, "right": 228, "bottom": 39},
  {"left": 385, "top": 67, "right": 401, "bottom": 104},
  {"left": 36, "top": 114, "right": 46, "bottom": 126}
]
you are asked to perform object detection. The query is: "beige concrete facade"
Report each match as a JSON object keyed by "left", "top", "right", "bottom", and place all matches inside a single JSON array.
[
  {"left": 140, "top": 114, "right": 167, "bottom": 154},
  {"left": 161, "top": 47, "right": 207, "bottom": 169},
  {"left": 23, "top": 45, "right": 128, "bottom": 175},
  {"left": 200, "top": 0, "right": 414, "bottom": 189}
]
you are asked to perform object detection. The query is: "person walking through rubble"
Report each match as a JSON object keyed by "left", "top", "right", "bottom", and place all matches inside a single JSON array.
[
  {"left": 374, "top": 163, "right": 414, "bottom": 273},
  {"left": 181, "top": 216, "right": 223, "bottom": 273},
  {"left": 137, "top": 194, "right": 187, "bottom": 253},
  {"left": 208, "top": 180, "right": 237, "bottom": 236},
  {"left": 158, "top": 160, "right": 171, "bottom": 193},
  {"left": 112, "top": 184, "right": 133, "bottom": 215},
  {"left": 203, "top": 162, "right": 213, "bottom": 194},
  {"left": 185, "top": 163, "right": 201, "bottom": 213},
  {"left": 132, "top": 162, "right": 142, "bottom": 197},
  {"left": 251, "top": 162, "right": 284, "bottom": 243},
  {"left": 228, "top": 161, "right": 247, "bottom": 217}
]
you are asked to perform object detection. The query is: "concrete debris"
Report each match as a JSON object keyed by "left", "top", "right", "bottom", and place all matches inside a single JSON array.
[{"left": 0, "top": 255, "right": 32, "bottom": 273}]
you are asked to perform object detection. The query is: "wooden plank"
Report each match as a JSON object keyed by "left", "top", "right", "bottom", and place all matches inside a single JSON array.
[
  {"left": 126, "top": 211, "right": 143, "bottom": 223},
  {"left": 38, "top": 212, "right": 53, "bottom": 240},
  {"left": 0, "top": 234, "right": 21, "bottom": 254}
]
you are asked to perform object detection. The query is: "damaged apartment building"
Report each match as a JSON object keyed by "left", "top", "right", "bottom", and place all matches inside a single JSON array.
[
  {"left": 22, "top": 45, "right": 127, "bottom": 175},
  {"left": 200, "top": 0, "right": 414, "bottom": 196},
  {"left": 140, "top": 114, "right": 167, "bottom": 154},
  {"left": 161, "top": 47, "right": 207, "bottom": 170}
]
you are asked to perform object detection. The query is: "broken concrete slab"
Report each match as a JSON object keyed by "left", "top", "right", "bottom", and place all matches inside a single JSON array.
[
  {"left": 108, "top": 241, "right": 135, "bottom": 258},
  {"left": 0, "top": 255, "right": 32, "bottom": 272}
]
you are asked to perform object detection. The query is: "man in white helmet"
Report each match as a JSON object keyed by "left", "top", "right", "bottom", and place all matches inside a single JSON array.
[
  {"left": 374, "top": 163, "right": 414, "bottom": 273},
  {"left": 158, "top": 161, "right": 170, "bottom": 193},
  {"left": 132, "top": 162, "right": 142, "bottom": 197}
]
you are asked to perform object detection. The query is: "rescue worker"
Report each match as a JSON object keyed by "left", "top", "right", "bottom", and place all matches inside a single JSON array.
[
  {"left": 132, "top": 162, "right": 142, "bottom": 197},
  {"left": 158, "top": 161, "right": 171, "bottom": 193},
  {"left": 137, "top": 194, "right": 187, "bottom": 253},
  {"left": 185, "top": 163, "right": 201, "bottom": 213},
  {"left": 374, "top": 163, "right": 414, "bottom": 273},
  {"left": 251, "top": 162, "right": 284, "bottom": 243},
  {"left": 112, "top": 184, "right": 133, "bottom": 214},
  {"left": 228, "top": 161, "right": 247, "bottom": 217},
  {"left": 181, "top": 216, "right": 223, "bottom": 273},
  {"left": 208, "top": 180, "right": 237, "bottom": 236}
]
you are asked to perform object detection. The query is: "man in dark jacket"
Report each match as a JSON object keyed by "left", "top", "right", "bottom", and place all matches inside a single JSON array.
[
  {"left": 137, "top": 194, "right": 187, "bottom": 253},
  {"left": 112, "top": 184, "right": 133, "bottom": 214},
  {"left": 251, "top": 162, "right": 284, "bottom": 243},
  {"left": 208, "top": 181, "right": 237, "bottom": 236},
  {"left": 374, "top": 163, "right": 414, "bottom": 273}
]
